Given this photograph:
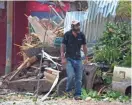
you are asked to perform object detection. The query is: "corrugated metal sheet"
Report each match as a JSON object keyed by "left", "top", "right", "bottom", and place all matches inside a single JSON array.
[
  {"left": 64, "top": 0, "right": 119, "bottom": 43},
  {"left": 82, "top": 14, "right": 114, "bottom": 43}
]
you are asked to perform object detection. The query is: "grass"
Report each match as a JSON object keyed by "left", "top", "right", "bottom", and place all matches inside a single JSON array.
[{"left": 81, "top": 88, "right": 131, "bottom": 103}]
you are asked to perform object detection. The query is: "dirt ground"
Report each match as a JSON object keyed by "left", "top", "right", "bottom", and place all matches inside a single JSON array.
[
  {"left": 0, "top": 99, "right": 131, "bottom": 105},
  {"left": 0, "top": 95, "right": 131, "bottom": 105},
  {"left": 0, "top": 89, "right": 131, "bottom": 105}
]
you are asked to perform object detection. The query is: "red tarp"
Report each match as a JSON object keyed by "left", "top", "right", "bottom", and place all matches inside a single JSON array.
[{"left": 26, "top": 1, "right": 70, "bottom": 12}]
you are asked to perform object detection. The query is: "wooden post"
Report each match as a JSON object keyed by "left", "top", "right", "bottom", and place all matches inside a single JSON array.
[{"left": 5, "top": 1, "right": 13, "bottom": 74}]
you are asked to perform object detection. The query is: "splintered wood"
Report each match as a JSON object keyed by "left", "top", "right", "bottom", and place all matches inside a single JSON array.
[
  {"left": 28, "top": 16, "right": 56, "bottom": 45},
  {"left": 0, "top": 15, "right": 63, "bottom": 95},
  {"left": 19, "top": 15, "right": 64, "bottom": 59},
  {"left": 9, "top": 58, "right": 30, "bottom": 81}
]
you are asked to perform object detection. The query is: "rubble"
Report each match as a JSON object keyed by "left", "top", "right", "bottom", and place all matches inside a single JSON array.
[
  {"left": 0, "top": 96, "right": 131, "bottom": 105},
  {"left": 0, "top": 14, "right": 65, "bottom": 100},
  {"left": 27, "top": 15, "right": 64, "bottom": 46}
]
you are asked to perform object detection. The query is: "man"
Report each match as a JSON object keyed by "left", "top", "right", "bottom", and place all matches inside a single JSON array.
[{"left": 60, "top": 20, "right": 88, "bottom": 100}]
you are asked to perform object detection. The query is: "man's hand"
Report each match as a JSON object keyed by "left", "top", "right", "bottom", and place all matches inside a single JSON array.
[
  {"left": 84, "top": 56, "right": 89, "bottom": 64},
  {"left": 61, "top": 58, "right": 67, "bottom": 65},
  {"left": 82, "top": 44, "right": 88, "bottom": 64},
  {"left": 60, "top": 43, "right": 67, "bottom": 65}
]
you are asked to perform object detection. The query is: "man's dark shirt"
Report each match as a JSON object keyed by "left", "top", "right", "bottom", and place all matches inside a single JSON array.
[{"left": 62, "top": 30, "right": 86, "bottom": 60}]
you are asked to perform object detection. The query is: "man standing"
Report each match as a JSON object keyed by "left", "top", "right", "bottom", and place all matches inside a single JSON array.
[{"left": 60, "top": 20, "right": 88, "bottom": 100}]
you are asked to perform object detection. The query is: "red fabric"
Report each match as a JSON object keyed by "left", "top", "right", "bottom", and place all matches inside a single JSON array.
[{"left": 26, "top": 1, "right": 70, "bottom": 13}]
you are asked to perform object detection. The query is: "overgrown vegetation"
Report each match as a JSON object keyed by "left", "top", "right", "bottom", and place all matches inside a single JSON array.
[
  {"left": 92, "top": 2, "right": 131, "bottom": 100},
  {"left": 81, "top": 88, "right": 131, "bottom": 102},
  {"left": 116, "top": 0, "right": 131, "bottom": 19},
  {"left": 93, "top": 22, "right": 131, "bottom": 69}
]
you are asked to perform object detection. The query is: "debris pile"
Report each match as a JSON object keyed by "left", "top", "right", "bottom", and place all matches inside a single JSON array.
[
  {"left": 27, "top": 16, "right": 64, "bottom": 45},
  {"left": 17, "top": 15, "right": 64, "bottom": 60},
  {"left": 0, "top": 15, "right": 65, "bottom": 96}
]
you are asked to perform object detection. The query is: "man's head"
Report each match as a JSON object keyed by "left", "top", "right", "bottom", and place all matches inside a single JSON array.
[{"left": 71, "top": 20, "right": 80, "bottom": 33}]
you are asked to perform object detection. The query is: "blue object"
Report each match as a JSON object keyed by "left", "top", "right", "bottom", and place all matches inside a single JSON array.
[
  {"left": 31, "top": 12, "right": 54, "bottom": 19},
  {"left": 54, "top": 37, "right": 63, "bottom": 47}
]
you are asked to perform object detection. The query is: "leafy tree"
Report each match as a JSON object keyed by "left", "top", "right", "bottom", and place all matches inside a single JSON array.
[
  {"left": 93, "top": 22, "right": 131, "bottom": 69},
  {"left": 116, "top": 0, "right": 131, "bottom": 19}
]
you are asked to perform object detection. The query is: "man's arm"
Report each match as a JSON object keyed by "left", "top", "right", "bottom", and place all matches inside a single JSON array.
[
  {"left": 82, "top": 33, "right": 88, "bottom": 57},
  {"left": 60, "top": 44, "right": 65, "bottom": 59},
  {"left": 60, "top": 33, "right": 68, "bottom": 64},
  {"left": 82, "top": 44, "right": 88, "bottom": 57},
  {"left": 60, "top": 33, "right": 67, "bottom": 59}
]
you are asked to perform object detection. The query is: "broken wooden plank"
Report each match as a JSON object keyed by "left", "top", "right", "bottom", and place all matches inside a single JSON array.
[
  {"left": 9, "top": 58, "right": 30, "bottom": 81},
  {"left": 26, "top": 56, "right": 38, "bottom": 68},
  {"left": 41, "top": 72, "right": 59, "bottom": 101},
  {"left": 8, "top": 78, "right": 53, "bottom": 93},
  {"left": 44, "top": 71, "right": 56, "bottom": 83},
  {"left": 14, "top": 44, "right": 24, "bottom": 48},
  {"left": 27, "top": 16, "right": 56, "bottom": 46},
  {"left": 24, "top": 43, "right": 34, "bottom": 47},
  {"left": 53, "top": 20, "right": 64, "bottom": 33}
]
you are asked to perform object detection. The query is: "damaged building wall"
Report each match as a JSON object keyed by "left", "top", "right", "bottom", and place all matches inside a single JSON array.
[{"left": 0, "top": 1, "right": 69, "bottom": 75}]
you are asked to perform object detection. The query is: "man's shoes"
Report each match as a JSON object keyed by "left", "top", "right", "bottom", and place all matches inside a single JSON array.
[
  {"left": 74, "top": 96, "right": 82, "bottom": 100},
  {"left": 66, "top": 92, "right": 73, "bottom": 98}
]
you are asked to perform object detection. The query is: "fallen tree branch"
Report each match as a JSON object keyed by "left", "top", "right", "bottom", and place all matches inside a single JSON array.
[
  {"left": 98, "top": 86, "right": 107, "bottom": 95},
  {"left": 24, "top": 43, "right": 34, "bottom": 47},
  {"left": 14, "top": 44, "right": 24, "bottom": 48}
]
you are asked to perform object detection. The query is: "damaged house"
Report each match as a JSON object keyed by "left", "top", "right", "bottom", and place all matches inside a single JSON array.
[{"left": 1, "top": 0, "right": 130, "bottom": 99}]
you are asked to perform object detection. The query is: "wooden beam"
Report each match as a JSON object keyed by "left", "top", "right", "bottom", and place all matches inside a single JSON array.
[
  {"left": 9, "top": 58, "right": 30, "bottom": 81},
  {"left": 5, "top": 1, "right": 13, "bottom": 74}
]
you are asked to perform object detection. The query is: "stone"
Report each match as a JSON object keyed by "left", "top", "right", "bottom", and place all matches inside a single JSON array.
[{"left": 85, "top": 97, "right": 92, "bottom": 101}]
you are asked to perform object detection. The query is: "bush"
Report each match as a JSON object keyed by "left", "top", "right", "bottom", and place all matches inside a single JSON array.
[
  {"left": 93, "top": 22, "right": 131, "bottom": 69},
  {"left": 81, "top": 88, "right": 130, "bottom": 102}
]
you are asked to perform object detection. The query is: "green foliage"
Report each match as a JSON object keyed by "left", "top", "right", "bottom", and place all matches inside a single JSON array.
[
  {"left": 106, "top": 90, "right": 121, "bottom": 99},
  {"left": 96, "top": 70, "right": 112, "bottom": 84},
  {"left": 102, "top": 74, "right": 112, "bottom": 84},
  {"left": 81, "top": 88, "right": 89, "bottom": 100},
  {"left": 116, "top": 0, "right": 131, "bottom": 18},
  {"left": 81, "top": 89, "right": 100, "bottom": 100},
  {"left": 118, "top": 95, "right": 130, "bottom": 103},
  {"left": 93, "top": 22, "right": 131, "bottom": 68},
  {"left": 81, "top": 88, "right": 131, "bottom": 102}
]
